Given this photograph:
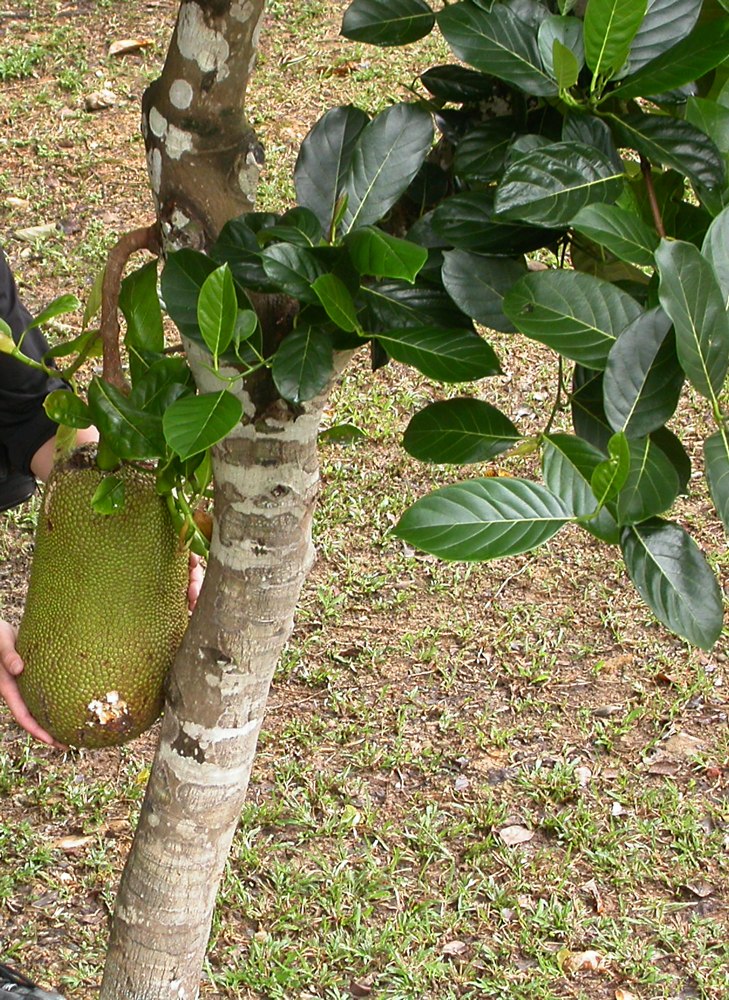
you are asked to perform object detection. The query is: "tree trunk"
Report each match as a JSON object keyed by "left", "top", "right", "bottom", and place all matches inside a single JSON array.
[{"left": 99, "top": 3, "right": 331, "bottom": 996}]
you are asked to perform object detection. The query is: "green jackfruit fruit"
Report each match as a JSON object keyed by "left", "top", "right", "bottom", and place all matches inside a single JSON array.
[{"left": 16, "top": 450, "right": 189, "bottom": 748}]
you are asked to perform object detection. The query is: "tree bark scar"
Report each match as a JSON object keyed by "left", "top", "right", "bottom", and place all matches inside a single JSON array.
[{"left": 171, "top": 730, "right": 206, "bottom": 763}]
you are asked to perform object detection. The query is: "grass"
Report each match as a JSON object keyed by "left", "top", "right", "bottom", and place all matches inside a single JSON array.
[{"left": 0, "top": 1, "right": 727, "bottom": 999}]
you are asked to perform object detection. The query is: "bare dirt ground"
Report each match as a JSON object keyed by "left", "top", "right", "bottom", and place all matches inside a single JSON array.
[{"left": 0, "top": 3, "right": 727, "bottom": 999}]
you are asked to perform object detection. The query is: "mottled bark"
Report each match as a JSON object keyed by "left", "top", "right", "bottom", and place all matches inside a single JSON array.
[{"left": 99, "top": 3, "right": 337, "bottom": 997}]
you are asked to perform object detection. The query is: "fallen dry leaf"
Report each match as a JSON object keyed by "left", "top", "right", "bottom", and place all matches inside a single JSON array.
[
  {"left": 498, "top": 824, "right": 534, "bottom": 847},
  {"left": 682, "top": 879, "right": 715, "bottom": 899},
  {"left": 52, "top": 834, "right": 95, "bottom": 851},
  {"left": 109, "top": 37, "right": 153, "bottom": 57},
  {"left": 615, "top": 990, "right": 639, "bottom": 1000},
  {"left": 559, "top": 948, "right": 605, "bottom": 974},
  {"left": 441, "top": 940, "right": 468, "bottom": 957},
  {"left": 661, "top": 731, "right": 704, "bottom": 757},
  {"left": 575, "top": 765, "right": 593, "bottom": 786},
  {"left": 581, "top": 878, "right": 604, "bottom": 914},
  {"left": 16, "top": 223, "right": 58, "bottom": 242},
  {"left": 85, "top": 89, "right": 118, "bottom": 112},
  {"left": 647, "top": 758, "right": 680, "bottom": 776},
  {"left": 349, "top": 975, "right": 374, "bottom": 997}
]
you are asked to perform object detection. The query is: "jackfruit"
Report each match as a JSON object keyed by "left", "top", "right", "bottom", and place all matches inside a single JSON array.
[{"left": 16, "top": 449, "right": 189, "bottom": 748}]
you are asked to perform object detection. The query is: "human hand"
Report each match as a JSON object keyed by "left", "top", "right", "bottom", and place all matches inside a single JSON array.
[
  {"left": 188, "top": 553, "right": 204, "bottom": 612},
  {"left": 0, "top": 619, "right": 65, "bottom": 748}
]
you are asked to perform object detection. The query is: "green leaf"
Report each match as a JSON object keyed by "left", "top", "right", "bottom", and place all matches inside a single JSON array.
[
  {"left": 129, "top": 357, "right": 193, "bottom": 417},
  {"left": 542, "top": 433, "right": 604, "bottom": 517},
  {"left": 538, "top": 16, "right": 584, "bottom": 82},
  {"left": 571, "top": 365, "right": 612, "bottom": 452},
  {"left": 453, "top": 118, "right": 517, "bottom": 183},
  {"left": 394, "top": 477, "right": 569, "bottom": 560},
  {"left": 340, "top": 103, "right": 433, "bottom": 234},
  {"left": 437, "top": 2, "right": 558, "bottom": 96},
  {"left": 609, "top": 113, "right": 725, "bottom": 193},
  {"left": 701, "top": 205, "right": 729, "bottom": 308},
  {"left": 119, "top": 260, "right": 164, "bottom": 355},
  {"left": 441, "top": 250, "right": 526, "bottom": 333},
  {"left": 261, "top": 244, "right": 330, "bottom": 303},
  {"left": 346, "top": 227, "right": 427, "bottom": 282},
  {"left": 374, "top": 326, "right": 501, "bottom": 383},
  {"left": 403, "top": 398, "right": 522, "bottom": 463},
  {"left": 686, "top": 97, "right": 729, "bottom": 161},
  {"left": 197, "top": 264, "right": 238, "bottom": 365},
  {"left": 651, "top": 425, "right": 691, "bottom": 496},
  {"left": 161, "top": 249, "right": 218, "bottom": 342},
  {"left": 616, "top": 436, "right": 680, "bottom": 523},
  {"left": 655, "top": 238, "right": 729, "bottom": 401},
  {"left": 622, "top": 0, "right": 701, "bottom": 75},
  {"left": 29, "top": 293, "right": 81, "bottom": 330},
  {"left": 162, "top": 390, "right": 243, "bottom": 460},
  {"left": 43, "top": 329, "right": 101, "bottom": 362},
  {"left": 88, "top": 377, "right": 166, "bottom": 461},
  {"left": 591, "top": 430, "right": 631, "bottom": 505},
  {"left": 319, "top": 422, "right": 367, "bottom": 444},
  {"left": 257, "top": 207, "right": 324, "bottom": 248},
  {"left": 271, "top": 326, "right": 335, "bottom": 403},
  {"left": 583, "top": 0, "right": 648, "bottom": 81},
  {"left": 494, "top": 142, "right": 624, "bottom": 226},
  {"left": 91, "top": 475, "right": 126, "bottom": 515},
  {"left": 608, "top": 15, "right": 729, "bottom": 100},
  {"left": 604, "top": 307, "right": 684, "bottom": 436},
  {"left": 341, "top": 0, "right": 435, "bottom": 45},
  {"left": 311, "top": 274, "right": 359, "bottom": 332},
  {"left": 360, "top": 281, "right": 473, "bottom": 331},
  {"left": 210, "top": 217, "right": 271, "bottom": 290},
  {"left": 705, "top": 428, "right": 729, "bottom": 535},
  {"left": 432, "top": 191, "right": 563, "bottom": 255},
  {"left": 571, "top": 203, "right": 659, "bottom": 268},
  {"left": 563, "top": 114, "right": 622, "bottom": 170},
  {"left": 43, "top": 389, "right": 93, "bottom": 429},
  {"left": 620, "top": 519, "right": 724, "bottom": 648},
  {"left": 503, "top": 270, "right": 643, "bottom": 369},
  {"left": 420, "top": 64, "right": 499, "bottom": 102},
  {"left": 295, "top": 106, "right": 370, "bottom": 232}
]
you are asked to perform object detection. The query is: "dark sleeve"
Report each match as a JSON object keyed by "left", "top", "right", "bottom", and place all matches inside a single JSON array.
[{"left": 0, "top": 247, "right": 69, "bottom": 475}]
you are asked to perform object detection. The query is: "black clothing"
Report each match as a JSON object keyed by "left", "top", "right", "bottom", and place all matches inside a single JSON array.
[
  {"left": 0, "top": 247, "right": 67, "bottom": 508},
  {"left": 0, "top": 963, "right": 66, "bottom": 1000}
]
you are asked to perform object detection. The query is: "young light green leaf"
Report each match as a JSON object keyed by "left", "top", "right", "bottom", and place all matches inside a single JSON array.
[
  {"left": 162, "top": 390, "right": 243, "bottom": 460},
  {"left": 341, "top": 0, "right": 436, "bottom": 46},
  {"left": 403, "top": 398, "right": 522, "bottom": 464},
  {"left": 553, "top": 39, "right": 580, "bottom": 91},
  {"left": 29, "top": 293, "right": 81, "bottom": 330},
  {"left": 705, "top": 429, "right": 729, "bottom": 535},
  {"left": 393, "top": 478, "right": 569, "bottom": 560},
  {"left": 655, "top": 238, "right": 729, "bottom": 402},
  {"left": 591, "top": 431, "right": 631, "bottom": 506},
  {"left": 346, "top": 227, "right": 427, "bottom": 282},
  {"left": 311, "top": 274, "right": 360, "bottom": 332},
  {"left": 584, "top": 0, "right": 648, "bottom": 82},
  {"left": 494, "top": 141, "right": 624, "bottom": 226},
  {"left": 503, "top": 270, "right": 643, "bottom": 369},
  {"left": 571, "top": 203, "right": 659, "bottom": 268},
  {"left": 538, "top": 16, "right": 584, "bottom": 81},
  {"left": 43, "top": 389, "right": 93, "bottom": 429},
  {"left": 604, "top": 307, "right": 684, "bottom": 437},
  {"left": 374, "top": 326, "right": 501, "bottom": 383},
  {"left": 620, "top": 518, "right": 724, "bottom": 649},
  {"left": 197, "top": 264, "right": 238, "bottom": 365},
  {"left": 437, "top": 2, "right": 558, "bottom": 96},
  {"left": 271, "top": 326, "right": 335, "bottom": 404}
]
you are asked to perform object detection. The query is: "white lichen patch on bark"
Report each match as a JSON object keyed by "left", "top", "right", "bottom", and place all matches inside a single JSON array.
[
  {"left": 158, "top": 741, "right": 251, "bottom": 786},
  {"left": 231, "top": 1, "right": 256, "bottom": 21},
  {"left": 181, "top": 718, "right": 258, "bottom": 749},
  {"left": 148, "top": 148, "right": 163, "bottom": 193},
  {"left": 176, "top": 2, "right": 230, "bottom": 82},
  {"left": 170, "top": 79, "right": 194, "bottom": 110},
  {"left": 149, "top": 106, "right": 168, "bottom": 138},
  {"left": 166, "top": 123, "right": 194, "bottom": 160}
]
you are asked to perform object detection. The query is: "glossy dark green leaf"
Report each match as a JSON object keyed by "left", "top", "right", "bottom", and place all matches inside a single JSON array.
[
  {"left": 616, "top": 436, "right": 680, "bottom": 523},
  {"left": 210, "top": 217, "right": 271, "bottom": 290},
  {"left": 360, "top": 280, "right": 472, "bottom": 331},
  {"left": 620, "top": 518, "right": 724, "bottom": 648},
  {"left": 621, "top": 0, "right": 701, "bottom": 75},
  {"left": 504, "top": 270, "right": 643, "bottom": 369},
  {"left": 453, "top": 118, "right": 517, "bottom": 183},
  {"left": 571, "top": 365, "right": 611, "bottom": 453},
  {"left": 609, "top": 15, "right": 729, "bottom": 100},
  {"left": 655, "top": 238, "right": 729, "bottom": 401},
  {"left": 161, "top": 249, "right": 218, "bottom": 342},
  {"left": 650, "top": 426, "right": 691, "bottom": 496},
  {"left": 571, "top": 203, "right": 659, "bottom": 268},
  {"left": 261, "top": 244, "right": 330, "bottom": 303},
  {"left": 705, "top": 429, "right": 729, "bottom": 534},
  {"left": 88, "top": 377, "right": 165, "bottom": 461},
  {"left": 29, "top": 294, "right": 81, "bottom": 331},
  {"left": 374, "top": 326, "right": 501, "bottom": 382},
  {"left": 311, "top": 274, "right": 360, "bottom": 332},
  {"left": 43, "top": 389, "right": 93, "bottom": 429},
  {"left": 584, "top": 0, "right": 648, "bottom": 80},
  {"left": 319, "top": 422, "right": 367, "bottom": 444},
  {"left": 542, "top": 433, "right": 604, "bottom": 516},
  {"left": 609, "top": 113, "right": 725, "bottom": 193},
  {"left": 258, "top": 207, "right": 324, "bottom": 248},
  {"left": 295, "top": 105, "right": 370, "bottom": 231},
  {"left": 431, "top": 191, "right": 562, "bottom": 254},
  {"left": 340, "top": 104, "right": 434, "bottom": 233},
  {"left": 162, "top": 390, "right": 243, "bottom": 460},
  {"left": 604, "top": 307, "right": 683, "bottom": 436},
  {"left": 341, "top": 0, "right": 435, "bottom": 45},
  {"left": 562, "top": 114, "right": 622, "bottom": 170},
  {"left": 393, "top": 477, "right": 569, "bottom": 560},
  {"left": 119, "top": 260, "right": 164, "bottom": 354},
  {"left": 91, "top": 476, "right": 126, "bottom": 516},
  {"left": 271, "top": 326, "right": 335, "bottom": 403},
  {"left": 128, "top": 357, "right": 193, "bottom": 417},
  {"left": 420, "top": 64, "right": 499, "bottom": 102},
  {"left": 404, "top": 397, "right": 522, "bottom": 463},
  {"left": 441, "top": 250, "right": 526, "bottom": 333},
  {"left": 43, "top": 329, "right": 101, "bottom": 363},
  {"left": 437, "top": 2, "right": 558, "bottom": 96},
  {"left": 701, "top": 205, "right": 729, "bottom": 308},
  {"left": 538, "top": 16, "right": 584, "bottom": 82},
  {"left": 346, "top": 227, "right": 427, "bottom": 282},
  {"left": 495, "top": 142, "right": 624, "bottom": 226},
  {"left": 591, "top": 430, "right": 631, "bottom": 505}
]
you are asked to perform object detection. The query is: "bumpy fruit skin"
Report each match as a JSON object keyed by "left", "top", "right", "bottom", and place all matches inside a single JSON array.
[{"left": 16, "top": 453, "right": 189, "bottom": 748}]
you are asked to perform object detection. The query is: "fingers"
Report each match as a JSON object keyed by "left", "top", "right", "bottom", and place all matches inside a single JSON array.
[
  {"left": 188, "top": 553, "right": 204, "bottom": 613},
  {"left": 0, "top": 619, "right": 22, "bottom": 677},
  {"left": 0, "top": 619, "right": 66, "bottom": 749}
]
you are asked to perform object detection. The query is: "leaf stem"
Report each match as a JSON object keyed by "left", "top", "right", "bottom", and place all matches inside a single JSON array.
[{"left": 640, "top": 156, "right": 666, "bottom": 239}]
